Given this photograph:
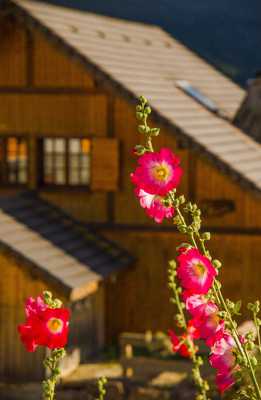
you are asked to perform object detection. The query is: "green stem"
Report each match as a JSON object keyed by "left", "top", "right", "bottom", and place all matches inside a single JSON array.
[{"left": 42, "top": 349, "right": 65, "bottom": 400}]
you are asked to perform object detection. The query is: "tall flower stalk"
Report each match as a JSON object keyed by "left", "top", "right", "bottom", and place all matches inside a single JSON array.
[
  {"left": 18, "top": 291, "right": 70, "bottom": 400},
  {"left": 131, "top": 96, "right": 261, "bottom": 400}
]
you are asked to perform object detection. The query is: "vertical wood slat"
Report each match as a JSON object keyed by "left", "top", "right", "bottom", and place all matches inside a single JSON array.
[
  {"left": 0, "top": 21, "right": 27, "bottom": 87},
  {"left": 33, "top": 31, "right": 94, "bottom": 88},
  {"left": 91, "top": 138, "right": 119, "bottom": 191}
]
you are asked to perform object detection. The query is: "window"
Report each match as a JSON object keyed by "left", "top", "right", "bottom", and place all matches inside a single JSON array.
[
  {"left": 0, "top": 137, "right": 28, "bottom": 185},
  {"left": 176, "top": 80, "right": 218, "bottom": 113},
  {"left": 42, "top": 138, "right": 91, "bottom": 186}
]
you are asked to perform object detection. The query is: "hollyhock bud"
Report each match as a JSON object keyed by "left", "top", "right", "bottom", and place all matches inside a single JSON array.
[
  {"left": 177, "top": 248, "right": 218, "bottom": 295},
  {"left": 131, "top": 148, "right": 182, "bottom": 196},
  {"left": 134, "top": 187, "right": 175, "bottom": 223}
]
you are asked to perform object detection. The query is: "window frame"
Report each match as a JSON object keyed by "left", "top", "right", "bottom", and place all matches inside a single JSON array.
[
  {"left": 0, "top": 135, "right": 29, "bottom": 187},
  {"left": 40, "top": 136, "right": 92, "bottom": 190}
]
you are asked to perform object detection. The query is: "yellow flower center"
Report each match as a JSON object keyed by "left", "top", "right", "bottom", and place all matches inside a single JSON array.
[
  {"left": 47, "top": 318, "right": 63, "bottom": 334},
  {"left": 193, "top": 262, "right": 206, "bottom": 278},
  {"left": 153, "top": 164, "right": 169, "bottom": 181}
]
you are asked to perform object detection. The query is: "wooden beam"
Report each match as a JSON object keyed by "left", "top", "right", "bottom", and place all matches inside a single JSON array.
[
  {"left": 0, "top": 87, "right": 104, "bottom": 94},
  {"left": 90, "top": 222, "right": 261, "bottom": 236}
]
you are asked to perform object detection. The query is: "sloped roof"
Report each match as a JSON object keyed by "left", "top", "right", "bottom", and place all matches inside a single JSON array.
[
  {"left": 0, "top": 193, "right": 133, "bottom": 301},
  {"left": 2, "top": 0, "right": 261, "bottom": 194}
]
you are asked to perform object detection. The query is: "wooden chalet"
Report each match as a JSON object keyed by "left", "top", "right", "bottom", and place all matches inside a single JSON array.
[{"left": 0, "top": 0, "right": 261, "bottom": 381}]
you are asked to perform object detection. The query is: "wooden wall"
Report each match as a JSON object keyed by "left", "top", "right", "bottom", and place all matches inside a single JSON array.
[
  {"left": 0, "top": 21, "right": 27, "bottom": 86},
  {"left": 0, "top": 19, "right": 110, "bottom": 222},
  {"left": 0, "top": 249, "right": 65, "bottom": 381},
  {"left": 69, "top": 287, "right": 105, "bottom": 361}
]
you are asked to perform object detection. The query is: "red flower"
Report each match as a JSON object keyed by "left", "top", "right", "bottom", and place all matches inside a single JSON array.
[
  {"left": 18, "top": 296, "right": 70, "bottom": 352},
  {"left": 36, "top": 308, "right": 70, "bottom": 349},
  {"left": 168, "top": 322, "right": 199, "bottom": 358},
  {"left": 18, "top": 323, "right": 38, "bottom": 352}
]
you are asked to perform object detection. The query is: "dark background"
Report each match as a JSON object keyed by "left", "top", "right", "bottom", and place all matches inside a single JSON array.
[{"left": 43, "top": 0, "right": 261, "bottom": 87}]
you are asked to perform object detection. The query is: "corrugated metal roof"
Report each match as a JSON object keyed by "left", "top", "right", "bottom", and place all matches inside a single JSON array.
[
  {"left": 0, "top": 193, "right": 133, "bottom": 301},
  {"left": 3, "top": 0, "right": 261, "bottom": 194}
]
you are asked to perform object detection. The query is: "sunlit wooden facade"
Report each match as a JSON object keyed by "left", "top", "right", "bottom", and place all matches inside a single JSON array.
[{"left": 0, "top": 1, "right": 261, "bottom": 371}]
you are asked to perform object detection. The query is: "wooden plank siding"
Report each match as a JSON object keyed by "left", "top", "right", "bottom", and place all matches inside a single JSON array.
[
  {"left": 68, "top": 285, "right": 105, "bottom": 361},
  {"left": 0, "top": 20, "right": 27, "bottom": 87},
  {"left": 195, "top": 157, "right": 261, "bottom": 229},
  {"left": 0, "top": 93, "right": 107, "bottom": 135},
  {"left": 40, "top": 191, "right": 107, "bottom": 223},
  {"left": 91, "top": 138, "right": 119, "bottom": 191},
  {"left": 33, "top": 31, "right": 94, "bottom": 88},
  {"left": 0, "top": 249, "right": 66, "bottom": 381}
]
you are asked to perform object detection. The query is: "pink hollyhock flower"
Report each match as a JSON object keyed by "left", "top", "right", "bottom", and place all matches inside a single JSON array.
[
  {"left": 209, "top": 333, "right": 236, "bottom": 372},
  {"left": 177, "top": 248, "right": 217, "bottom": 295},
  {"left": 185, "top": 294, "right": 207, "bottom": 316},
  {"left": 131, "top": 148, "right": 182, "bottom": 196},
  {"left": 190, "top": 301, "right": 225, "bottom": 346},
  {"left": 190, "top": 301, "right": 218, "bottom": 334},
  {"left": 134, "top": 187, "right": 174, "bottom": 223},
  {"left": 209, "top": 333, "right": 238, "bottom": 393},
  {"left": 18, "top": 296, "right": 70, "bottom": 351},
  {"left": 25, "top": 296, "right": 47, "bottom": 318},
  {"left": 168, "top": 322, "right": 199, "bottom": 358},
  {"left": 216, "top": 371, "right": 236, "bottom": 393}
]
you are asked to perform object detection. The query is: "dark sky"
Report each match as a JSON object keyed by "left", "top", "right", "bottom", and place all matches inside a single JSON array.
[{"left": 44, "top": 0, "right": 261, "bottom": 87}]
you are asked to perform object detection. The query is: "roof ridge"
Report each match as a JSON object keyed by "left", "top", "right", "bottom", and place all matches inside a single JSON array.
[{"left": 11, "top": 0, "right": 161, "bottom": 30}]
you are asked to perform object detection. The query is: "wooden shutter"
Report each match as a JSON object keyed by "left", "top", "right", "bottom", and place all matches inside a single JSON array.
[{"left": 91, "top": 138, "right": 119, "bottom": 191}]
